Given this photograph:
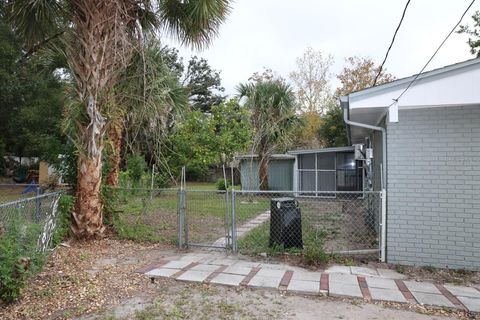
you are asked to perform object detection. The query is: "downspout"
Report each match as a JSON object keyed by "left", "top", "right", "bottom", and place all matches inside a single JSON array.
[{"left": 340, "top": 96, "right": 387, "bottom": 263}]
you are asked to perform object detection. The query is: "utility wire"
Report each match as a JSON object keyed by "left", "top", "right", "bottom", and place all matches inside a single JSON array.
[
  {"left": 373, "top": 0, "right": 412, "bottom": 86},
  {"left": 392, "top": 0, "right": 476, "bottom": 105}
]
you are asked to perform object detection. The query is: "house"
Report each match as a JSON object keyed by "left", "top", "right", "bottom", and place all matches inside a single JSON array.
[
  {"left": 340, "top": 58, "right": 480, "bottom": 270},
  {"left": 237, "top": 147, "right": 364, "bottom": 193}
]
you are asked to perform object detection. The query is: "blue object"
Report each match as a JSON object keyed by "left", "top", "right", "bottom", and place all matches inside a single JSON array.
[{"left": 22, "top": 180, "right": 39, "bottom": 194}]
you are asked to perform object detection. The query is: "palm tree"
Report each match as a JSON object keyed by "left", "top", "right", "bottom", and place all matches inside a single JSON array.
[
  {"left": 237, "top": 79, "right": 299, "bottom": 190},
  {"left": 6, "top": 0, "right": 231, "bottom": 238},
  {"left": 106, "top": 40, "right": 188, "bottom": 186}
]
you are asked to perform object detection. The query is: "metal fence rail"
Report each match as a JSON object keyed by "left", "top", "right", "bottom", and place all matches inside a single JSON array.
[
  {"left": 232, "top": 190, "right": 382, "bottom": 259},
  {"left": 0, "top": 191, "right": 62, "bottom": 253}
]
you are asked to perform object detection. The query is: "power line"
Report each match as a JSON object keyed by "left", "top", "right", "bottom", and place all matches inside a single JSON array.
[
  {"left": 392, "top": 0, "right": 476, "bottom": 105},
  {"left": 373, "top": 0, "right": 412, "bottom": 87}
]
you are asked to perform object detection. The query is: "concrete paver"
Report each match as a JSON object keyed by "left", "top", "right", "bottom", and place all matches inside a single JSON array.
[
  {"left": 287, "top": 280, "right": 320, "bottom": 294},
  {"left": 377, "top": 268, "right": 408, "bottom": 280},
  {"left": 222, "top": 265, "right": 252, "bottom": 275},
  {"left": 291, "top": 271, "right": 321, "bottom": 282},
  {"left": 456, "top": 296, "right": 480, "bottom": 312},
  {"left": 365, "top": 277, "right": 398, "bottom": 290},
  {"left": 328, "top": 272, "right": 359, "bottom": 286},
  {"left": 190, "top": 264, "right": 221, "bottom": 272},
  {"left": 210, "top": 273, "right": 245, "bottom": 286},
  {"left": 370, "top": 287, "right": 407, "bottom": 303},
  {"left": 145, "top": 268, "right": 180, "bottom": 278},
  {"left": 404, "top": 281, "right": 441, "bottom": 294},
  {"left": 329, "top": 282, "right": 363, "bottom": 298},
  {"left": 255, "top": 268, "right": 287, "bottom": 278},
  {"left": 248, "top": 275, "right": 282, "bottom": 289},
  {"left": 351, "top": 266, "right": 379, "bottom": 277},
  {"left": 412, "top": 292, "right": 455, "bottom": 308},
  {"left": 325, "top": 266, "right": 351, "bottom": 274},
  {"left": 444, "top": 284, "right": 480, "bottom": 299},
  {"left": 176, "top": 270, "right": 212, "bottom": 282},
  {"left": 162, "top": 260, "right": 193, "bottom": 269}
]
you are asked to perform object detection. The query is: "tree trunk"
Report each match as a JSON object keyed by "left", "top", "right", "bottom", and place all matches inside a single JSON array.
[
  {"left": 72, "top": 152, "right": 105, "bottom": 237},
  {"left": 106, "top": 121, "right": 123, "bottom": 186},
  {"left": 258, "top": 154, "right": 269, "bottom": 191}
]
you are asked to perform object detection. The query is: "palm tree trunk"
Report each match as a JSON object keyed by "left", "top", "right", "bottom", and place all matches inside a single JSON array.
[
  {"left": 258, "top": 153, "right": 269, "bottom": 191},
  {"left": 106, "top": 121, "right": 123, "bottom": 187},
  {"left": 72, "top": 94, "right": 107, "bottom": 238}
]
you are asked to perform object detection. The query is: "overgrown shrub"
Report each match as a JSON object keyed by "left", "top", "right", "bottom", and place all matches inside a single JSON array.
[
  {"left": 51, "top": 194, "right": 74, "bottom": 246},
  {"left": 303, "top": 231, "right": 328, "bottom": 265},
  {"left": 0, "top": 220, "right": 45, "bottom": 303},
  {"left": 215, "top": 178, "right": 231, "bottom": 190},
  {"left": 126, "top": 154, "right": 147, "bottom": 186}
]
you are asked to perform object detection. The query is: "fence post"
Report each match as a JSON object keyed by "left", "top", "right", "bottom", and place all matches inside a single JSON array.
[
  {"left": 150, "top": 164, "right": 155, "bottom": 201},
  {"left": 380, "top": 189, "right": 387, "bottom": 262},
  {"left": 231, "top": 189, "right": 237, "bottom": 253},
  {"left": 35, "top": 186, "right": 42, "bottom": 223},
  {"left": 177, "top": 188, "right": 186, "bottom": 249}
]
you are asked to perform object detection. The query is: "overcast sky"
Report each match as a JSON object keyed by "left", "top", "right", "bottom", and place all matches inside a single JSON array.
[{"left": 164, "top": 0, "right": 479, "bottom": 96}]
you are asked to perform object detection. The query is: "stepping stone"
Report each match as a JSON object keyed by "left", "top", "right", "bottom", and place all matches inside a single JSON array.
[
  {"left": 145, "top": 268, "right": 180, "bottom": 278},
  {"left": 210, "top": 273, "right": 245, "bottom": 286},
  {"left": 411, "top": 292, "right": 455, "bottom": 308},
  {"left": 365, "top": 277, "right": 398, "bottom": 290},
  {"left": 369, "top": 287, "right": 406, "bottom": 303},
  {"left": 223, "top": 265, "right": 252, "bottom": 275},
  {"left": 456, "top": 296, "right": 480, "bottom": 312},
  {"left": 328, "top": 273, "right": 359, "bottom": 286},
  {"left": 176, "top": 270, "right": 212, "bottom": 282},
  {"left": 248, "top": 275, "right": 282, "bottom": 289},
  {"left": 377, "top": 268, "right": 408, "bottom": 280},
  {"left": 351, "top": 266, "right": 379, "bottom": 277},
  {"left": 163, "top": 260, "right": 193, "bottom": 269},
  {"left": 291, "top": 271, "right": 321, "bottom": 282},
  {"left": 404, "top": 281, "right": 440, "bottom": 294},
  {"left": 256, "top": 268, "right": 287, "bottom": 277},
  {"left": 444, "top": 284, "right": 480, "bottom": 299},
  {"left": 325, "top": 266, "right": 351, "bottom": 274},
  {"left": 287, "top": 280, "right": 319, "bottom": 294},
  {"left": 329, "top": 282, "right": 363, "bottom": 298},
  {"left": 190, "top": 264, "right": 221, "bottom": 272}
]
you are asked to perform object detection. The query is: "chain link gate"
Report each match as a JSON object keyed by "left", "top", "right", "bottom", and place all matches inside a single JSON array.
[{"left": 178, "top": 189, "right": 385, "bottom": 261}]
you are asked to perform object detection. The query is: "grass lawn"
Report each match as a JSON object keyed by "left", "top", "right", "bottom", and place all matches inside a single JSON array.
[{"left": 112, "top": 188, "right": 269, "bottom": 245}]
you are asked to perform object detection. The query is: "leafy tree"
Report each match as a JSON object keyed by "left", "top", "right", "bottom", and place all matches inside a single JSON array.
[
  {"left": 183, "top": 56, "right": 226, "bottom": 113},
  {"left": 458, "top": 11, "right": 480, "bottom": 57},
  {"left": 0, "top": 21, "right": 64, "bottom": 165},
  {"left": 335, "top": 56, "right": 395, "bottom": 97},
  {"left": 237, "top": 77, "right": 299, "bottom": 190},
  {"left": 293, "top": 111, "right": 323, "bottom": 149},
  {"left": 289, "top": 47, "right": 333, "bottom": 114},
  {"left": 169, "top": 99, "right": 251, "bottom": 179},
  {"left": 6, "top": 0, "right": 231, "bottom": 238},
  {"left": 317, "top": 104, "right": 348, "bottom": 148}
]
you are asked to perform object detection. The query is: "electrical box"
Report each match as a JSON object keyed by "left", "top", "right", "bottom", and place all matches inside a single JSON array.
[
  {"left": 354, "top": 144, "right": 364, "bottom": 160},
  {"left": 366, "top": 148, "right": 374, "bottom": 159}
]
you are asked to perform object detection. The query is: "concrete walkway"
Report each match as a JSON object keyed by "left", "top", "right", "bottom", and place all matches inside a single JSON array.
[
  {"left": 137, "top": 252, "right": 480, "bottom": 314},
  {"left": 211, "top": 211, "right": 270, "bottom": 247}
]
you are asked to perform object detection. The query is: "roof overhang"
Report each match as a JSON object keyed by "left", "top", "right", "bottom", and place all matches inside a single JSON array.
[
  {"left": 341, "top": 58, "right": 480, "bottom": 143},
  {"left": 288, "top": 146, "right": 355, "bottom": 155}
]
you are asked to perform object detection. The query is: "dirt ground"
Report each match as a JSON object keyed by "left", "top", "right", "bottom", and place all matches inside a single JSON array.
[{"left": 0, "top": 239, "right": 478, "bottom": 320}]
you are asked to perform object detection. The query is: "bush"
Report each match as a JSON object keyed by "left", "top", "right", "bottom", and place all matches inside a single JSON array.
[
  {"left": 303, "top": 231, "right": 328, "bottom": 265},
  {"left": 0, "top": 220, "right": 45, "bottom": 303},
  {"left": 215, "top": 178, "right": 231, "bottom": 190},
  {"left": 126, "top": 154, "right": 147, "bottom": 186},
  {"left": 51, "top": 194, "right": 74, "bottom": 246}
]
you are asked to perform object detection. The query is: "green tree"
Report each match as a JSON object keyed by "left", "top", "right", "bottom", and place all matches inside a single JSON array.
[
  {"left": 458, "top": 11, "right": 480, "bottom": 57},
  {"left": 317, "top": 104, "right": 348, "bottom": 148},
  {"left": 0, "top": 21, "right": 64, "bottom": 165},
  {"left": 169, "top": 98, "right": 251, "bottom": 179},
  {"left": 237, "top": 77, "right": 298, "bottom": 190},
  {"left": 6, "top": 0, "right": 231, "bottom": 238}
]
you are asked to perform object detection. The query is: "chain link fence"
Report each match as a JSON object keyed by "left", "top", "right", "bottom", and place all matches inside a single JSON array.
[
  {"left": 0, "top": 192, "right": 62, "bottom": 254},
  {"left": 0, "top": 183, "right": 41, "bottom": 204},
  {"left": 232, "top": 191, "right": 382, "bottom": 259}
]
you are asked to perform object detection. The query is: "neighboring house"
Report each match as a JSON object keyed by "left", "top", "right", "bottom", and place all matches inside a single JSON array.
[
  {"left": 340, "top": 58, "right": 480, "bottom": 270},
  {"left": 237, "top": 146, "right": 363, "bottom": 193}
]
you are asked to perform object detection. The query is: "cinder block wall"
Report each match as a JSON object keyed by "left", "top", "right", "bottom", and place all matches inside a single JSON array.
[{"left": 386, "top": 106, "right": 480, "bottom": 270}]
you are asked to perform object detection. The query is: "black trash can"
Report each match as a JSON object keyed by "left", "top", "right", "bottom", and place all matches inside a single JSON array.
[{"left": 269, "top": 197, "right": 303, "bottom": 249}]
